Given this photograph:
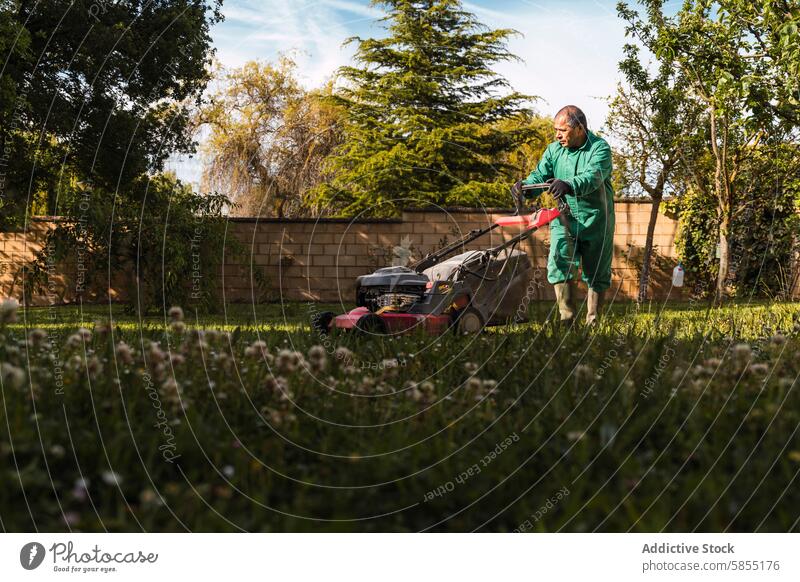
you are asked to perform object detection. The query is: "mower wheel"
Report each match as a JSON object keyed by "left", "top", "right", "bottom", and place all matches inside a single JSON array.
[
  {"left": 454, "top": 307, "right": 484, "bottom": 335},
  {"left": 355, "top": 313, "right": 388, "bottom": 335},
  {"left": 311, "top": 311, "right": 335, "bottom": 336}
]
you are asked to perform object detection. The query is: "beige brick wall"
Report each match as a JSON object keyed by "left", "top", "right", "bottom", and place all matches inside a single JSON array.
[{"left": 3, "top": 203, "right": 798, "bottom": 305}]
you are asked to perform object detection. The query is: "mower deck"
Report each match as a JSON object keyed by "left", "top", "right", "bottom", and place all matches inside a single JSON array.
[{"left": 333, "top": 307, "right": 451, "bottom": 335}]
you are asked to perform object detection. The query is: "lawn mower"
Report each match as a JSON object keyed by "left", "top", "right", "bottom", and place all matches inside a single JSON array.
[{"left": 311, "top": 182, "right": 570, "bottom": 336}]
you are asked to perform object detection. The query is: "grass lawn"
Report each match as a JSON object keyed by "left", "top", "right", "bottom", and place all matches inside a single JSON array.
[{"left": 1, "top": 300, "right": 799, "bottom": 531}]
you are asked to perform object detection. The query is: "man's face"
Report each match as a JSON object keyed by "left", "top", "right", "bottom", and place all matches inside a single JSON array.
[{"left": 554, "top": 114, "right": 586, "bottom": 148}]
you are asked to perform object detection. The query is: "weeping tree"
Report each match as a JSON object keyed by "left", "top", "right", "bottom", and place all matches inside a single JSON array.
[
  {"left": 197, "top": 58, "right": 342, "bottom": 218},
  {"left": 313, "top": 0, "right": 536, "bottom": 216}
]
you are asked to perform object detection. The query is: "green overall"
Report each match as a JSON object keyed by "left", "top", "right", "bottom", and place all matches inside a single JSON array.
[{"left": 522, "top": 130, "right": 615, "bottom": 292}]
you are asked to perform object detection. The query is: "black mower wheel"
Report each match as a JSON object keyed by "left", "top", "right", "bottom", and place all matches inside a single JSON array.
[
  {"left": 311, "top": 311, "right": 335, "bottom": 336},
  {"left": 355, "top": 313, "right": 388, "bottom": 335},
  {"left": 454, "top": 307, "right": 484, "bottom": 335}
]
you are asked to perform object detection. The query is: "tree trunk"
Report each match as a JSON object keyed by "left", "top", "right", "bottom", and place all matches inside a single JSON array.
[
  {"left": 716, "top": 213, "right": 731, "bottom": 301},
  {"left": 638, "top": 194, "right": 663, "bottom": 304}
]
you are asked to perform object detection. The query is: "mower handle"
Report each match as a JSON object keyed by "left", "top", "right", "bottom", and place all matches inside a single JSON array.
[{"left": 511, "top": 180, "right": 554, "bottom": 215}]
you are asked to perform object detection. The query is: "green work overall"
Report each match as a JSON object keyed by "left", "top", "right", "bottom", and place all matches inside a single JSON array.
[{"left": 522, "top": 130, "right": 615, "bottom": 292}]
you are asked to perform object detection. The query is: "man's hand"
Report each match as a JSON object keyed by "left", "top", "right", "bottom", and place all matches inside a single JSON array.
[
  {"left": 511, "top": 180, "right": 524, "bottom": 198},
  {"left": 549, "top": 179, "right": 572, "bottom": 200}
]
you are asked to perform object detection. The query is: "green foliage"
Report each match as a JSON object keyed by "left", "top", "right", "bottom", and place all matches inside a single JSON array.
[
  {"left": 314, "top": 0, "right": 537, "bottom": 216},
  {"left": 665, "top": 148, "right": 800, "bottom": 300},
  {"left": 32, "top": 174, "right": 236, "bottom": 315},
  {"left": 618, "top": 0, "right": 800, "bottom": 299},
  {"left": 0, "top": 0, "right": 222, "bottom": 224},
  {"left": 1, "top": 302, "right": 800, "bottom": 531},
  {"left": 664, "top": 187, "right": 719, "bottom": 298}
]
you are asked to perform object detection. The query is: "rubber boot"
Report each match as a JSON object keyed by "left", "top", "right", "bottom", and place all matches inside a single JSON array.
[
  {"left": 553, "top": 281, "right": 577, "bottom": 327},
  {"left": 586, "top": 288, "right": 605, "bottom": 326}
]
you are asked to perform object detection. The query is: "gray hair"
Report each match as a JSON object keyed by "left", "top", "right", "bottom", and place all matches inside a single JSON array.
[{"left": 555, "top": 105, "right": 587, "bottom": 132}]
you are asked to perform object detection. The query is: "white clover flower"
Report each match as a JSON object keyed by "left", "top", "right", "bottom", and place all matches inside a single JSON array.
[
  {"left": 1, "top": 363, "right": 25, "bottom": 390},
  {"left": 749, "top": 363, "right": 769, "bottom": 375},
  {"left": 265, "top": 375, "right": 293, "bottom": 400},
  {"left": 464, "top": 377, "right": 482, "bottom": 391},
  {"left": 168, "top": 306, "right": 184, "bottom": 322},
  {"left": 566, "top": 431, "right": 585, "bottom": 442},
  {"left": 245, "top": 340, "right": 267, "bottom": 357},
  {"left": 77, "top": 327, "right": 92, "bottom": 342},
  {"left": 334, "top": 346, "right": 353, "bottom": 365},
  {"left": 307, "top": 345, "right": 327, "bottom": 372},
  {"left": 0, "top": 298, "right": 19, "bottom": 324},
  {"left": 464, "top": 362, "right": 479, "bottom": 375},
  {"left": 275, "top": 349, "right": 296, "bottom": 373},
  {"left": 66, "top": 334, "right": 83, "bottom": 349},
  {"left": 101, "top": 471, "right": 123, "bottom": 486},
  {"left": 148, "top": 343, "right": 166, "bottom": 364},
  {"left": 770, "top": 334, "right": 786, "bottom": 345},
  {"left": 86, "top": 356, "right": 103, "bottom": 379},
  {"left": 27, "top": 328, "right": 48, "bottom": 346},
  {"left": 115, "top": 341, "right": 134, "bottom": 365}
]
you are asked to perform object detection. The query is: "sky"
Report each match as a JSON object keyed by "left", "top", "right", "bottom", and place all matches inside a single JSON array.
[{"left": 168, "top": 0, "right": 680, "bottom": 186}]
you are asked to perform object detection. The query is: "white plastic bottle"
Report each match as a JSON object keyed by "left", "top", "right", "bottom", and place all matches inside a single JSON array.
[{"left": 672, "top": 262, "right": 685, "bottom": 288}]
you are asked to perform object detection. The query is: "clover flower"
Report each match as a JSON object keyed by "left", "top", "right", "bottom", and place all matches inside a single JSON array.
[
  {"left": 27, "top": 328, "right": 48, "bottom": 347},
  {"left": 1, "top": 363, "right": 25, "bottom": 390},
  {"left": 168, "top": 306, "right": 184, "bottom": 322},
  {"left": 276, "top": 349, "right": 303, "bottom": 374},
  {"left": 101, "top": 471, "right": 123, "bottom": 486},
  {"left": 0, "top": 298, "right": 19, "bottom": 324},
  {"left": 334, "top": 346, "right": 353, "bottom": 365},
  {"left": 115, "top": 341, "right": 134, "bottom": 365}
]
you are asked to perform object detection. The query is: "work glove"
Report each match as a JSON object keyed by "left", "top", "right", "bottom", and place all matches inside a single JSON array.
[{"left": 549, "top": 179, "right": 572, "bottom": 200}]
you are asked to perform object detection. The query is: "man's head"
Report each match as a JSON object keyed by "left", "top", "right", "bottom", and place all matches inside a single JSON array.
[{"left": 554, "top": 105, "right": 588, "bottom": 149}]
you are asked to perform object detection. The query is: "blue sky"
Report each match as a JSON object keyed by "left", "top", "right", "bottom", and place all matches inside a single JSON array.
[{"left": 170, "top": 0, "right": 680, "bottom": 185}]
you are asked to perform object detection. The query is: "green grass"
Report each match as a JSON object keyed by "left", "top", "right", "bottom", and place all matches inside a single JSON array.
[{"left": 1, "top": 300, "right": 799, "bottom": 532}]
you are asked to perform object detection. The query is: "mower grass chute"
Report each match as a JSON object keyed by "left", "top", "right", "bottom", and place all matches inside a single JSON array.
[{"left": 311, "top": 184, "right": 569, "bottom": 336}]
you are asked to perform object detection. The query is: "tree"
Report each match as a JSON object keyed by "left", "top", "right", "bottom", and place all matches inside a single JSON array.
[
  {"left": 1, "top": 1, "right": 233, "bottom": 314},
  {"left": 0, "top": 0, "right": 222, "bottom": 224},
  {"left": 314, "top": 0, "right": 534, "bottom": 216},
  {"left": 197, "top": 58, "right": 342, "bottom": 218},
  {"left": 618, "top": 0, "right": 800, "bottom": 300},
  {"left": 606, "top": 45, "right": 704, "bottom": 302}
]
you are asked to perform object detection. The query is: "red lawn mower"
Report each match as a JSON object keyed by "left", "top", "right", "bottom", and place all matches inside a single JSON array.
[{"left": 311, "top": 183, "right": 569, "bottom": 336}]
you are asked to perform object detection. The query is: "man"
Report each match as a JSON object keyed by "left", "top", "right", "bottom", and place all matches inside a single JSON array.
[{"left": 513, "top": 105, "right": 615, "bottom": 326}]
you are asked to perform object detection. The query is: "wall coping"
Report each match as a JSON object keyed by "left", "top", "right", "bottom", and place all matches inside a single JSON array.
[{"left": 16, "top": 198, "right": 664, "bottom": 227}]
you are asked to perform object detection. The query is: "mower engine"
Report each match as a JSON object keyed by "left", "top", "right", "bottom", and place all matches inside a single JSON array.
[{"left": 355, "top": 266, "right": 429, "bottom": 312}]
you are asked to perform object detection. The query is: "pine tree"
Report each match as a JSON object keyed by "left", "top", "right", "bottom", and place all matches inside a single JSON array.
[{"left": 315, "top": 0, "right": 535, "bottom": 216}]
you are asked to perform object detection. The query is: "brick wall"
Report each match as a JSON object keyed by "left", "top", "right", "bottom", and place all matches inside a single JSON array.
[
  {"left": 2, "top": 202, "right": 796, "bottom": 305},
  {"left": 221, "top": 202, "right": 683, "bottom": 304}
]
